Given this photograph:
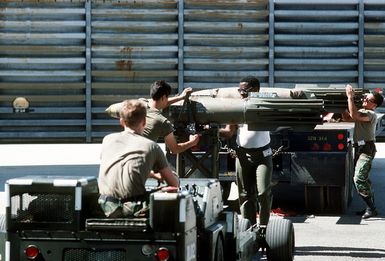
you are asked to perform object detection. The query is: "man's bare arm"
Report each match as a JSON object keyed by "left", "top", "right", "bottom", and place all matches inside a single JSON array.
[
  {"left": 164, "top": 132, "right": 199, "bottom": 154},
  {"left": 346, "top": 84, "right": 371, "bottom": 122},
  {"left": 167, "top": 87, "right": 193, "bottom": 107},
  {"left": 341, "top": 111, "right": 354, "bottom": 122},
  {"left": 149, "top": 171, "right": 164, "bottom": 183},
  {"left": 159, "top": 167, "right": 179, "bottom": 187},
  {"left": 219, "top": 124, "right": 237, "bottom": 139}
]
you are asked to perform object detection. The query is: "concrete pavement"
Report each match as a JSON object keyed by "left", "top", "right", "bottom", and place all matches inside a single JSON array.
[{"left": 285, "top": 144, "right": 385, "bottom": 261}]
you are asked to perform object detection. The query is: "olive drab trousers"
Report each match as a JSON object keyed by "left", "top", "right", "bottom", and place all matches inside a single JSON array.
[
  {"left": 98, "top": 197, "right": 148, "bottom": 218},
  {"left": 353, "top": 142, "right": 376, "bottom": 199},
  {"left": 235, "top": 146, "right": 273, "bottom": 226},
  {"left": 354, "top": 153, "right": 375, "bottom": 198}
]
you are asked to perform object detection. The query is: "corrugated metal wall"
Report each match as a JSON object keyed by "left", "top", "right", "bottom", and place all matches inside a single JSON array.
[
  {"left": 182, "top": 0, "right": 269, "bottom": 88},
  {"left": 90, "top": 0, "right": 179, "bottom": 141},
  {"left": 0, "top": 0, "right": 384, "bottom": 143},
  {"left": 364, "top": 0, "right": 385, "bottom": 87},
  {"left": 273, "top": 0, "right": 360, "bottom": 87},
  {"left": 0, "top": 0, "right": 88, "bottom": 142}
]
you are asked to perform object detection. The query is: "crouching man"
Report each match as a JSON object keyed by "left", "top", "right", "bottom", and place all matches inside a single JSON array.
[{"left": 98, "top": 99, "right": 179, "bottom": 218}]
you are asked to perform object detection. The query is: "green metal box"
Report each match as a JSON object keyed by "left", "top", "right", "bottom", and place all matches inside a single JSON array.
[{"left": 5, "top": 175, "right": 98, "bottom": 232}]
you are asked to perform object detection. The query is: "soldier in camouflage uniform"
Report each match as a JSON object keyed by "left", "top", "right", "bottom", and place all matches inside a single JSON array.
[
  {"left": 142, "top": 80, "right": 199, "bottom": 153},
  {"left": 342, "top": 84, "right": 384, "bottom": 219},
  {"left": 98, "top": 99, "right": 179, "bottom": 218},
  {"left": 105, "top": 80, "right": 200, "bottom": 153}
]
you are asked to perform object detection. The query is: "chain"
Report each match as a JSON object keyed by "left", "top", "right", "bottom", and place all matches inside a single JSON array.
[
  {"left": 272, "top": 145, "right": 284, "bottom": 158},
  {"left": 222, "top": 144, "right": 290, "bottom": 159},
  {"left": 273, "top": 144, "right": 297, "bottom": 157},
  {"left": 222, "top": 144, "right": 237, "bottom": 158}
]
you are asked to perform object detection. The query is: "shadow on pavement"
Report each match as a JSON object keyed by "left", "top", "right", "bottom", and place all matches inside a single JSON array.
[{"left": 295, "top": 246, "right": 385, "bottom": 258}]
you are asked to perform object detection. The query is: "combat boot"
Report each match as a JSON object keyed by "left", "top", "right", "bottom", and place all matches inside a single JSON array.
[
  {"left": 362, "top": 207, "right": 377, "bottom": 219},
  {"left": 361, "top": 195, "right": 377, "bottom": 219}
]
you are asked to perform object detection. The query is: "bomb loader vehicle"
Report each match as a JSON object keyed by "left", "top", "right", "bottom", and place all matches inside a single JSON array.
[
  {"left": 1, "top": 86, "right": 345, "bottom": 261},
  {"left": 0, "top": 175, "right": 294, "bottom": 261}
]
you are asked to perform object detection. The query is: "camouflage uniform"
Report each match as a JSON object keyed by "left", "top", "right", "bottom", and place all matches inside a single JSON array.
[
  {"left": 352, "top": 109, "right": 377, "bottom": 215},
  {"left": 98, "top": 196, "right": 148, "bottom": 218},
  {"left": 354, "top": 141, "right": 376, "bottom": 198}
]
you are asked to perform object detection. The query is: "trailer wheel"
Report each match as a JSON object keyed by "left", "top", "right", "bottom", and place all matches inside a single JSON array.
[
  {"left": 0, "top": 214, "right": 5, "bottom": 232},
  {"left": 214, "top": 235, "right": 224, "bottom": 261},
  {"left": 266, "top": 218, "right": 295, "bottom": 261},
  {"left": 238, "top": 215, "right": 251, "bottom": 232},
  {"left": 0, "top": 214, "right": 5, "bottom": 260}
]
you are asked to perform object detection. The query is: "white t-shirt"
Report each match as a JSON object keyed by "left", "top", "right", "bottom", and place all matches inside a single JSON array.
[{"left": 236, "top": 124, "right": 270, "bottom": 149}]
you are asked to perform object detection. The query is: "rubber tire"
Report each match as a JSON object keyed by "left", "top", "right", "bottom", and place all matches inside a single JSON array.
[
  {"left": 214, "top": 235, "right": 224, "bottom": 261},
  {"left": 238, "top": 215, "right": 251, "bottom": 232},
  {"left": 0, "top": 214, "right": 5, "bottom": 232},
  {"left": 266, "top": 218, "right": 295, "bottom": 261},
  {"left": 0, "top": 214, "right": 5, "bottom": 261}
]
